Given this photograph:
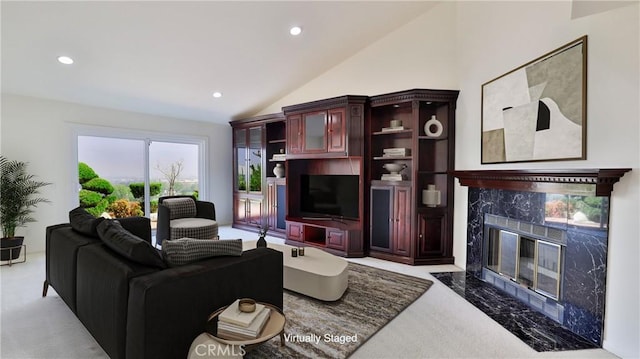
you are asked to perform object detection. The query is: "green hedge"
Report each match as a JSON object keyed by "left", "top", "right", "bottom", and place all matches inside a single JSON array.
[
  {"left": 82, "top": 178, "right": 115, "bottom": 195},
  {"left": 129, "top": 182, "right": 162, "bottom": 199},
  {"left": 79, "top": 189, "right": 103, "bottom": 207},
  {"left": 78, "top": 162, "right": 98, "bottom": 184}
]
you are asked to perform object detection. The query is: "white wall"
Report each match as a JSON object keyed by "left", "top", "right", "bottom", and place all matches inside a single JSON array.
[
  {"left": 0, "top": 94, "right": 233, "bottom": 253},
  {"left": 260, "top": 2, "right": 639, "bottom": 357}
]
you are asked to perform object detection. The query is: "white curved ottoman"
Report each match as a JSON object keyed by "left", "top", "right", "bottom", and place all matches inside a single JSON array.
[{"left": 243, "top": 241, "right": 348, "bottom": 301}]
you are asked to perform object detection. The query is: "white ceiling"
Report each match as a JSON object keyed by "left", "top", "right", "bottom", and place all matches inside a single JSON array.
[{"left": 1, "top": 1, "right": 438, "bottom": 124}]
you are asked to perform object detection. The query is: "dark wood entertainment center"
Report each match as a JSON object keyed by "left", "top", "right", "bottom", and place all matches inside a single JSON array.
[{"left": 230, "top": 89, "right": 459, "bottom": 264}]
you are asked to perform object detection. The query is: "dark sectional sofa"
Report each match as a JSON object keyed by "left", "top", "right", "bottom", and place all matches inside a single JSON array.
[{"left": 44, "top": 213, "right": 283, "bottom": 359}]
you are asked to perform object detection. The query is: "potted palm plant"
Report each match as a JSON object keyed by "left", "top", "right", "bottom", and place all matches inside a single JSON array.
[{"left": 0, "top": 156, "right": 51, "bottom": 261}]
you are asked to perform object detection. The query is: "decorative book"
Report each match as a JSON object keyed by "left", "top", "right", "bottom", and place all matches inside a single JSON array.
[
  {"left": 218, "top": 299, "right": 266, "bottom": 328},
  {"left": 381, "top": 126, "right": 405, "bottom": 132},
  {"left": 217, "top": 307, "right": 271, "bottom": 340}
]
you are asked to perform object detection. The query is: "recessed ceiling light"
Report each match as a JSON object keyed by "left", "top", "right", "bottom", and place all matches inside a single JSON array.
[
  {"left": 212, "top": 92, "right": 223, "bottom": 98},
  {"left": 57, "top": 56, "right": 74, "bottom": 65},
  {"left": 289, "top": 26, "right": 302, "bottom": 36}
]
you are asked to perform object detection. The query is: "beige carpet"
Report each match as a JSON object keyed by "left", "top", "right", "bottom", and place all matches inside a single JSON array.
[{"left": 243, "top": 262, "right": 432, "bottom": 358}]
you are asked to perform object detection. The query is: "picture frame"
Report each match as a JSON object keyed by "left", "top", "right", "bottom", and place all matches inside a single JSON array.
[{"left": 481, "top": 36, "right": 587, "bottom": 164}]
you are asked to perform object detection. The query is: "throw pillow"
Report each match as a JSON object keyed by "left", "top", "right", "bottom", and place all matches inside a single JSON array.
[
  {"left": 69, "top": 206, "right": 105, "bottom": 237},
  {"left": 96, "top": 220, "right": 166, "bottom": 268},
  {"left": 162, "top": 238, "right": 242, "bottom": 267}
]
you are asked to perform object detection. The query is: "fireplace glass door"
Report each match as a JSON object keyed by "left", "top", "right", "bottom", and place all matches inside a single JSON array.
[
  {"left": 485, "top": 228, "right": 563, "bottom": 300},
  {"left": 536, "top": 241, "right": 561, "bottom": 298}
]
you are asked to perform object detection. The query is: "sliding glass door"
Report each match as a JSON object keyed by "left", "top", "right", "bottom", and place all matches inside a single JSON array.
[{"left": 77, "top": 134, "right": 203, "bottom": 228}]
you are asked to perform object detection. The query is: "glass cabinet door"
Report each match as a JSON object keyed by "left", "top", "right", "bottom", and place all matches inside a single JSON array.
[
  {"left": 234, "top": 126, "right": 263, "bottom": 193},
  {"left": 248, "top": 127, "right": 262, "bottom": 192},
  {"left": 303, "top": 112, "right": 326, "bottom": 152},
  {"left": 234, "top": 128, "right": 247, "bottom": 192}
]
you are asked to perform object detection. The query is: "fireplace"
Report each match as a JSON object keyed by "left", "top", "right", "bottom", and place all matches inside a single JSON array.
[{"left": 452, "top": 169, "right": 630, "bottom": 347}]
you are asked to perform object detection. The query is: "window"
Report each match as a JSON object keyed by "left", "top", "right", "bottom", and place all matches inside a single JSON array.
[{"left": 74, "top": 126, "right": 207, "bottom": 227}]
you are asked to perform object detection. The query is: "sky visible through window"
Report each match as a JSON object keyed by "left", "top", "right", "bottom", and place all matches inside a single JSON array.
[{"left": 78, "top": 136, "right": 198, "bottom": 183}]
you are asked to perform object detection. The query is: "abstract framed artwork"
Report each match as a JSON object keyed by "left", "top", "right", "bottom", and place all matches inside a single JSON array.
[{"left": 481, "top": 36, "right": 587, "bottom": 164}]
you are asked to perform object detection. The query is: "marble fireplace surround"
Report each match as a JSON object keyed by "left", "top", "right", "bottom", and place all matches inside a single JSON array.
[{"left": 452, "top": 169, "right": 630, "bottom": 347}]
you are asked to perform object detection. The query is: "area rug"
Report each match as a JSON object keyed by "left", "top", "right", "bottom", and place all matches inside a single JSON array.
[{"left": 245, "top": 262, "right": 433, "bottom": 358}]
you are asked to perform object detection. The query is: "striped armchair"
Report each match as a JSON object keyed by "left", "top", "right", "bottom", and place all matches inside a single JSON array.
[{"left": 156, "top": 195, "right": 218, "bottom": 247}]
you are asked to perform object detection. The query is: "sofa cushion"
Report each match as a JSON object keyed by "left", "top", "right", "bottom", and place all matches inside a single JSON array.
[
  {"left": 69, "top": 206, "right": 105, "bottom": 237},
  {"left": 163, "top": 197, "right": 197, "bottom": 220},
  {"left": 162, "top": 238, "right": 242, "bottom": 267},
  {"left": 96, "top": 220, "right": 166, "bottom": 268}
]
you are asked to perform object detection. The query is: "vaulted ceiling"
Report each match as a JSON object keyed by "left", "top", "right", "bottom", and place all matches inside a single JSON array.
[{"left": 1, "top": 1, "right": 438, "bottom": 124}]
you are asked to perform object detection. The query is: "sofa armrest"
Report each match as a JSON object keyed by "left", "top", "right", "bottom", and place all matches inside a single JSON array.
[
  {"left": 45, "top": 224, "right": 100, "bottom": 313},
  {"left": 126, "top": 248, "right": 283, "bottom": 359}
]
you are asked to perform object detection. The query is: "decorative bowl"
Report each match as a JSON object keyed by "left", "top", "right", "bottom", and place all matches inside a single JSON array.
[
  {"left": 238, "top": 298, "right": 256, "bottom": 313},
  {"left": 383, "top": 163, "right": 407, "bottom": 174}
]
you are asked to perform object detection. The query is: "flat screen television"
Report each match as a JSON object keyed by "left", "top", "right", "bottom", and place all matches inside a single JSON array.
[{"left": 300, "top": 174, "right": 359, "bottom": 220}]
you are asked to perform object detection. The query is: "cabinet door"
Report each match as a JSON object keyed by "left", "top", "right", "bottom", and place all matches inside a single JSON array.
[
  {"left": 234, "top": 128, "right": 248, "bottom": 192},
  {"left": 266, "top": 181, "right": 277, "bottom": 231},
  {"left": 326, "top": 228, "right": 345, "bottom": 250},
  {"left": 234, "top": 196, "right": 247, "bottom": 224},
  {"left": 247, "top": 127, "right": 263, "bottom": 193},
  {"left": 287, "top": 115, "right": 302, "bottom": 154},
  {"left": 370, "top": 186, "right": 393, "bottom": 252},
  {"left": 247, "top": 198, "right": 262, "bottom": 226},
  {"left": 393, "top": 186, "right": 412, "bottom": 256},
  {"left": 275, "top": 183, "right": 287, "bottom": 231},
  {"left": 327, "top": 108, "right": 346, "bottom": 153},
  {"left": 417, "top": 212, "right": 446, "bottom": 257},
  {"left": 287, "top": 222, "right": 303, "bottom": 242},
  {"left": 302, "top": 112, "right": 327, "bottom": 153}
]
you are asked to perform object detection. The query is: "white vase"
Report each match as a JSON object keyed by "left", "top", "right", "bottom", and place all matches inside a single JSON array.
[
  {"left": 422, "top": 184, "right": 441, "bottom": 207},
  {"left": 273, "top": 163, "right": 285, "bottom": 178},
  {"left": 424, "top": 115, "right": 443, "bottom": 137}
]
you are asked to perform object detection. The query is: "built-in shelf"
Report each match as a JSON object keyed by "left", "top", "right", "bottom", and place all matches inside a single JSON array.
[
  {"left": 373, "top": 129, "right": 413, "bottom": 136},
  {"left": 373, "top": 156, "right": 412, "bottom": 160},
  {"left": 452, "top": 169, "right": 632, "bottom": 196}
]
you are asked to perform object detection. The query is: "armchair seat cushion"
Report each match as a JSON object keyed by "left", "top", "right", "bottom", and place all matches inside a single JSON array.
[{"left": 170, "top": 218, "right": 218, "bottom": 240}]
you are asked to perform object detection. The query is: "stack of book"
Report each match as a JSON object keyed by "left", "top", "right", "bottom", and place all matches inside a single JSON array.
[
  {"left": 382, "top": 148, "right": 410, "bottom": 157},
  {"left": 271, "top": 153, "right": 286, "bottom": 161},
  {"left": 381, "top": 126, "right": 405, "bottom": 132},
  {"left": 217, "top": 299, "right": 271, "bottom": 340}
]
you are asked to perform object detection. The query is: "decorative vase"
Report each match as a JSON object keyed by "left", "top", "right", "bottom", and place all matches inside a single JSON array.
[
  {"left": 273, "top": 163, "right": 285, "bottom": 178},
  {"left": 256, "top": 225, "right": 268, "bottom": 248},
  {"left": 424, "top": 115, "right": 443, "bottom": 137},
  {"left": 422, "top": 185, "right": 441, "bottom": 207}
]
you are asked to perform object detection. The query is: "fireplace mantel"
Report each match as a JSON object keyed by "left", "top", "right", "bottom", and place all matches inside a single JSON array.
[{"left": 452, "top": 168, "right": 631, "bottom": 196}]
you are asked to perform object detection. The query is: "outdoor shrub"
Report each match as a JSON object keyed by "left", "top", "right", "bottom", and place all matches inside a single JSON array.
[
  {"left": 79, "top": 189, "right": 102, "bottom": 207},
  {"left": 150, "top": 200, "right": 158, "bottom": 213},
  {"left": 112, "top": 184, "right": 134, "bottom": 201},
  {"left": 82, "top": 178, "right": 114, "bottom": 195},
  {"left": 85, "top": 199, "right": 110, "bottom": 218},
  {"left": 78, "top": 162, "right": 98, "bottom": 184},
  {"left": 108, "top": 199, "right": 143, "bottom": 218},
  {"left": 129, "top": 182, "right": 162, "bottom": 199}
]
